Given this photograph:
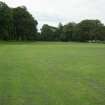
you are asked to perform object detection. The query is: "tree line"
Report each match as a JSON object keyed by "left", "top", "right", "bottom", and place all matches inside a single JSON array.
[
  {"left": 40, "top": 20, "right": 105, "bottom": 42},
  {"left": 1, "top": 1, "right": 105, "bottom": 42}
]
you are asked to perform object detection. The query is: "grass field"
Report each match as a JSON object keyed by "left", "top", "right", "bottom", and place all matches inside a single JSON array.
[{"left": 0, "top": 42, "right": 105, "bottom": 105}]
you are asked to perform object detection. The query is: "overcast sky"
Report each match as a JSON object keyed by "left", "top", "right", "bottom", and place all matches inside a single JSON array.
[{"left": 2, "top": 0, "right": 105, "bottom": 30}]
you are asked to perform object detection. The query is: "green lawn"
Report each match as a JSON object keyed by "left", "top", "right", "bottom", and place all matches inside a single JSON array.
[{"left": 0, "top": 42, "right": 105, "bottom": 105}]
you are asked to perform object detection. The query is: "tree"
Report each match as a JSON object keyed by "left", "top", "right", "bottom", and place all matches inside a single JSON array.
[
  {"left": 41, "top": 24, "right": 57, "bottom": 41},
  {"left": 1, "top": 1, "right": 105, "bottom": 42},
  {"left": 76, "top": 19, "right": 104, "bottom": 42},
  {"left": 0, "top": 2, "right": 13, "bottom": 40},
  {"left": 62, "top": 22, "right": 76, "bottom": 41},
  {"left": 95, "top": 26, "right": 105, "bottom": 41},
  {"left": 55, "top": 23, "right": 64, "bottom": 41},
  {"left": 0, "top": 2, "right": 38, "bottom": 41},
  {"left": 12, "top": 6, "right": 38, "bottom": 40}
]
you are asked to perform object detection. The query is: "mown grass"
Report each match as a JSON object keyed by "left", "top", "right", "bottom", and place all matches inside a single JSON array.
[{"left": 0, "top": 42, "right": 105, "bottom": 105}]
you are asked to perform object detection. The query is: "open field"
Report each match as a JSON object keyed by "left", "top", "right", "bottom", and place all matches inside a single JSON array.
[{"left": 0, "top": 42, "right": 105, "bottom": 105}]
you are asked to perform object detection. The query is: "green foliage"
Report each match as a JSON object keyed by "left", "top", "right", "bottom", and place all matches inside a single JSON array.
[
  {"left": 0, "top": 1, "right": 105, "bottom": 42},
  {"left": 75, "top": 20, "right": 104, "bottom": 41},
  {"left": 62, "top": 22, "right": 76, "bottom": 41},
  {"left": 0, "top": 2, "right": 38, "bottom": 41},
  {"left": 41, "top": 24, "right": 57, "bottom": 41},
  {"left": 0, "top": 2, "right": 12, "bottom": 40},
  {"left": 13, "top": 6, "right": 38, "bottom": 40},
  {"left": 40, "top": 20, "right": 105, "bottom": 42}
]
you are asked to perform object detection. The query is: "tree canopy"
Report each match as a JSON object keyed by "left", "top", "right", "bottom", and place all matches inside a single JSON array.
[
  {"left": 0, "top": 1, "right": 105, "bottom": 42},
  {"left": 0, "top": 2, "right": 38, "bottom": 41}
]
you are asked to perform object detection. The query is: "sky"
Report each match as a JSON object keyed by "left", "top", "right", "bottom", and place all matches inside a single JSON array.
[{"left": 2, "top": 0, "right": 105, "bottom": 30}]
